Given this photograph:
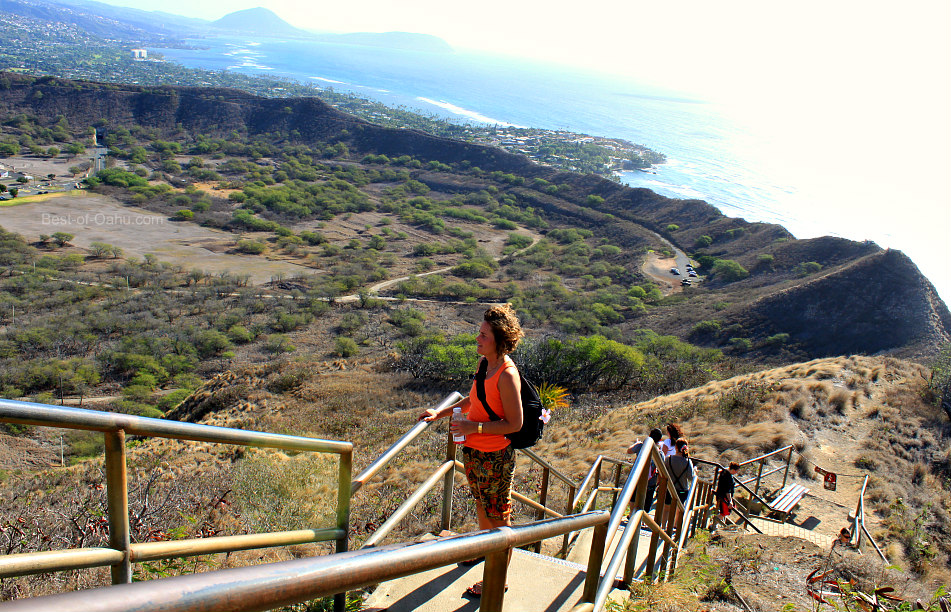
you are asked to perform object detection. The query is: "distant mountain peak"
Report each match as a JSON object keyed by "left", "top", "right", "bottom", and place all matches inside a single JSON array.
[{"left": 212, "top": 7, "right": 305, "bottom": 37}]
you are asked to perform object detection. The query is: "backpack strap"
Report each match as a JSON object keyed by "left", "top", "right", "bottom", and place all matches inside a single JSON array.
[
  {"left": 672, "top": 460, "right": 691, "bottom": 490},
  {"left": 475, "top": 358, "right": 502, "bottom": 421}
]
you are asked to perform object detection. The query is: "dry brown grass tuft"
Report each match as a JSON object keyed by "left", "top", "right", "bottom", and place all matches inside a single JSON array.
[{"left": 828, "top": 388, "right": 853, "bottom": 414}]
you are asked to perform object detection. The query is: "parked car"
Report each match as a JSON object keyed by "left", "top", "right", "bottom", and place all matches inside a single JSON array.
[
  {"left": 688, "top": 271, "right": 698, "bottom": 277},
  {"left": 670, "top": 268, "right": 680, "bottom": 275},
  {"left": 681, "top": 278, "right": 692, "bottom": 286}
]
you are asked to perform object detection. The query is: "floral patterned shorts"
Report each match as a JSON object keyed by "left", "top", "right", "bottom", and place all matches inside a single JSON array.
[{"left": 462, "top": 445, "right": 516, "bottom": 521}]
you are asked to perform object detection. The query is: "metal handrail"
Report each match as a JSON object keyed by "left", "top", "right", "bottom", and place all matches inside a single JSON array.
[
  {"left": 570, "top": 440, "right": 702, "bottom": 612},
  {"left": 854, "top": 475, "right": 887, "bottom": 561},
  {"left": 0, "top": 399, "right": 352, "bottom": 453},
  {"left": 737, "top": 445, "right": 794, "bottom": 468},
  {"left": 0, "top": 512, "right": 611, "bottom": 612},
  {"left": 0, "top": 399, "right": 353, "bottom": 589},
  {"left": 692, "top": 458, "right": 764, "bottom": 534},
  {"left": 521, "top": 447, "right": 577, "bottom": 487},
  {"left": 351, "top": 392, "right": 463, "bottom": 495},
  {"left": 361, "top": 460, "right": 458, "bottom": 548}
]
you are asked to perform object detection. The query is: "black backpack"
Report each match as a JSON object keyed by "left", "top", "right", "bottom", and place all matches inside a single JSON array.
[{"left": 475, "top": 358, "right": 544, "bottom": 449}]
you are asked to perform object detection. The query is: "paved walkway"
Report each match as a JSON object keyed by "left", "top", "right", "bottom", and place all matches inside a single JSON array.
[{"left": 746, "top": 516, "right": 834, "bottom": 548}]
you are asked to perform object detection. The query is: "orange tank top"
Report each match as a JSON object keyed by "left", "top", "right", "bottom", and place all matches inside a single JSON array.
[{"left": 464, "top": 355, "right": 516, "bottom": 452}]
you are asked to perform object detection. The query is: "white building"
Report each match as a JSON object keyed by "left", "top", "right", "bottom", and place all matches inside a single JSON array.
[{"left": 131, "top": 49, "right": 148, "bottom": 60}]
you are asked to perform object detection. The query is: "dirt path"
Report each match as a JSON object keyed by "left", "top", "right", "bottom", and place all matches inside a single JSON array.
[{"left": 337, "top": 230, "right": 543, "bottom": 304}]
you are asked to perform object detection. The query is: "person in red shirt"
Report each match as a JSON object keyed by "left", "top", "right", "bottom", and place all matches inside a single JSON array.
[{"left": 419, "top": 304, "right": 525, "bottom": 597}]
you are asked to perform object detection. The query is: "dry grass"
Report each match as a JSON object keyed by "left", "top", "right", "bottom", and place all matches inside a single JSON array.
[{"left": 3, "top": 352, "right": 949, "bottom": 600}]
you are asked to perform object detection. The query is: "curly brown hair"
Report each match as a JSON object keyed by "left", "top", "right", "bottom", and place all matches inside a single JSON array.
[
  {"left": 666, "top": 422, "right": 684, "bottom": 441},
  {"left": 483, "top": 304, "right": 525, "bottom": 357}
]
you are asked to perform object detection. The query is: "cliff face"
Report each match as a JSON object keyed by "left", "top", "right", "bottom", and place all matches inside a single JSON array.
[
  {"left": 737, "top": 250, "right": 951, "bottom": 356},
  {"left": 2, "top": 73, "right": 948, "bottom": 358}
]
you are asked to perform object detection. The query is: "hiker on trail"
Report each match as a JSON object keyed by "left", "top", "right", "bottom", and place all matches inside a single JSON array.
[
  {"left": 627, "top": 427, "right": 663, "bottom": 512},
  {"left": 660, "top": 422, "right": 683, "bottom": 457},
  {"left": 666, "top": 438, "right": 694, "bottom": 504},
  {"left": 665, "top": 438, "right": 694, "bottom": 528},
  {"left": 714, "top": 461, "right": 740, "bottom": 527},
  {"left": 418, "top": 304, "right": 525, "bottom": 598}
]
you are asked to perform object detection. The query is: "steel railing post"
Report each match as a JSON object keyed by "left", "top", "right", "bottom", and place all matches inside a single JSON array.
[
  {"left": 624, "top": 462, "right": 648, "bottom": 584},
  {"left": 782, "top": 447, "right": 793, "bottom": 490},
  {"left": 644, "top": 472, "right": 667, "bottom": 580},
  {"left": 334, "top": 448, "right": 352, "bottom": 612},
  {"left": 104, "top": 430, "right": 131, "bottom": 584},
  {"left": 581, "top": 520, "right": 608, "bottom": 603},
  {"left": 611, "top": 462, "right": 622, "bottom": 508},
  {"left": 533, "top": 466, "right": 550, "bottom": 554},
  {"left": 441, "top": 432, "right": 456, "bottom": 532},
  {"left": 481, "top": 547, "right": 510, "bottom": 612},
  {"left": 754, "top": 460, "right": 764, "bottom": 497},
  {"left": 562, "top": 485, "right": 576, "bottom": 557}
]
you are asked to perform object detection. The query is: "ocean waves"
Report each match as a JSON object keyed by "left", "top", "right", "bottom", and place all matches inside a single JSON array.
[{"left": 416, "top": 97, "right": 525, "bottom": 127}]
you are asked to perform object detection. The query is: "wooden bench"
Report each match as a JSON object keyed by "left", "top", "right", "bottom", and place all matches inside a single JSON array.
[{"left": 767, "top": 483, "right": 809, "bottom": 522}]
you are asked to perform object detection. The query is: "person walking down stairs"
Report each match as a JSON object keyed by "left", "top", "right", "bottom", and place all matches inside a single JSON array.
[{"left": 713, "top": 461, "right": 740, "bottom": 529}]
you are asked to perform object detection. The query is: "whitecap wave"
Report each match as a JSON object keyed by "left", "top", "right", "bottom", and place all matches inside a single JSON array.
[
  {"left": 227, "top": 61, "right": 274, "bottom": 70},
  {"left": 416, "top": 97, "right": 525, "bottom": 127},
  {"left": 310, "top": 76, "right": 346, "bottom": 84}
]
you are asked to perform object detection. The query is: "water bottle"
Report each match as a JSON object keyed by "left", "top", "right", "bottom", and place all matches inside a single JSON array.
[{"left": 452, "top": 407, "right": 465, "bottom": 443}]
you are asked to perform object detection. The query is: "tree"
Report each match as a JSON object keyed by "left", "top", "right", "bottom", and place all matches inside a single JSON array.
[
  {"left": 89, "top": 242, "right": 111, "bottom": 258},
  {"left": 65, "top": 143, "right": 85, "bottom": 159},
  {"left": 47, "top": 173, "right": 56, "bottom": 181},
  {"left": 52, "top": 232, "right": 74, "bottom": 247},
  {"left": 8, "top": 187, "right": 17, "bottom": 198},
  {"left": 46, "top": 147, "right": 60, "bottom": 158},
  {"left": 0, "top": 183, "right": 6, "bottom": 193}
]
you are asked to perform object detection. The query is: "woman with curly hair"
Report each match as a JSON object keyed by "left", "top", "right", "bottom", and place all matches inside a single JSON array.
[{"left": 419, "top": 304, "right": 525, "bottom": 597}]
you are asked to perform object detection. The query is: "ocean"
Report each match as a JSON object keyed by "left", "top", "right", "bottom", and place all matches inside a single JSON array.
[{"left": 152, "top": 36, "right": 950, "bottom": 305}]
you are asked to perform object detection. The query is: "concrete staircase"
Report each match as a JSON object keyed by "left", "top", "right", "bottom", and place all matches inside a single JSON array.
[
  {"left": 362, "top": 524, "right": 656, "bottom": 611},
  {"left": 361, "top": 515, "right": 837, "bottom": 611}
]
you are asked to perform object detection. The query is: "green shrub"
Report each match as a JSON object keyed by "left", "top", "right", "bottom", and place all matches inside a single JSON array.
[
  {"left": 794, "top": 261, "right": 823, "bottom": 277},
  {"left": 665, "top": 224, "right": 679, "bottom": 232},
  {"left": 227, "top": 325, "right": 253, "bottom": 344},
  {"left": 694, "top": 235, "right": 713, "bottom": 248},
  {"left": 691, "top": 320, "right": 721, "bottom": 337},
  {"left": 764, "top": 333, "right": 790, "bottom": 346},
  {"left": 451, "top": 260, "right": 497, "bottom": 278},
  {"left": 711, "top": 259, "right": 749, "bottom": 282},
  {"left": 264, "top": 334, "right": 296, "bottom": 354},
  {"left": 156, "top": 389, "right": 192, "bottom": 412},
  {"left": 237, "top": 240, "right": 266, "bottom": 255},
  {"left": 334, "top": 337, "right": 359, "bottom": 357},
  {"left": 728, "top": 337, "right": 752, "bottom": 352},
  {"left": 193, "top": 330, "right": 232, "bottom": 358}
]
